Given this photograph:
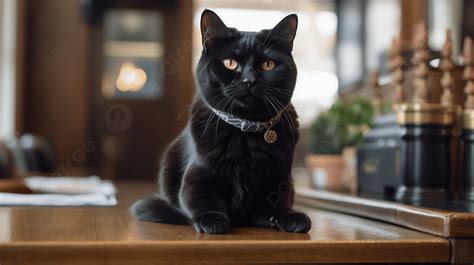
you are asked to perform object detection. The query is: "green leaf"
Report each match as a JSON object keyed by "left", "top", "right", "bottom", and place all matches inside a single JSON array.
[{"left": 308, "top": 97, "right": 374, "bottom": 154}]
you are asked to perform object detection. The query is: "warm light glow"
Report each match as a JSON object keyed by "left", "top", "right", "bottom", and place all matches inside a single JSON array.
[{"left": 116, "top": 63, "right": 147, "bottom": 92}]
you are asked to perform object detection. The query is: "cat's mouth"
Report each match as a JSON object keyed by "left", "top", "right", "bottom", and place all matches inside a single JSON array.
[{"left": 233, "top": 90, "right": 263, "bottom": 108}]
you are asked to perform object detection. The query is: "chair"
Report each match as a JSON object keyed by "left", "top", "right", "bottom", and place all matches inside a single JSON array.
[
  {"left": 0, "top": 141, "right": 13, "bottom": 179},
  {"left": 19, "top": 134, "right": 55, "bottom": 172}
]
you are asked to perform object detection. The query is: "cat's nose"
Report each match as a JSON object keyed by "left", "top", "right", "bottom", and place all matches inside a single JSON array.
[
  {"left": 241, "top": 68, "right": 258, "bottom": 88},
  {"left": 242, "top": 77, "right": 258, "bottom": 88}
]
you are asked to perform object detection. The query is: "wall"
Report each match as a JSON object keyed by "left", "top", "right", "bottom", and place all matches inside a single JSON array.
[
  {"left": 19, "top": 0, "right": 194, "bottom": 178},
  {"left": 21, "top": 0, "right": 90, "bottom": 169}
]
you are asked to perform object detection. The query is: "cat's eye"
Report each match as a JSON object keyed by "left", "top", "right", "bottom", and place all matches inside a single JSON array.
[
  {"left": 261, "top": 60, "right": 275, "bottom": 71},
  {"left": 223, "top": 58, "right": 239, "bottom": 70}
]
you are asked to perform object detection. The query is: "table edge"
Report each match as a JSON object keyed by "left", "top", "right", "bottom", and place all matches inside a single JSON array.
[{"left": 295, "top": 186, "right": 474, "bottom": 238}]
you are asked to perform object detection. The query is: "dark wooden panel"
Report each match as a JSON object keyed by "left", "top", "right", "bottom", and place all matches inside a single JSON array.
[
  {"left": 400, "top": 0, "right": 427, "bottom": 46},
  {"left": 451, "top": 238, "right": 474, "bottom": 263},
  {"left": 19, "top": 0, "right": 194, "bottom": 179},
  {"left": 22, "top": 0, "right": 90, "bottom": 169}
]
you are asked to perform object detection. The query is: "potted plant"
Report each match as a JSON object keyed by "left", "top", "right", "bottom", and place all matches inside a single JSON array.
[{"left": 306, "top": 97, "right": 373, "bottom": 191}]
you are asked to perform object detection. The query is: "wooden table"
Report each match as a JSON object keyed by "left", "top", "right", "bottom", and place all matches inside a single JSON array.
[
  {"left": 0, "top": 182, "right": 449, "bottom": 264},
  {"left": 295, "top": 186, "right": 474, "bottom": 263}
]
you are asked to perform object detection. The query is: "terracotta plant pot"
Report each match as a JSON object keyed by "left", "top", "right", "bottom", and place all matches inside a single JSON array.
[{"left": 306, "top": 154, "right": 345, "bottom": 191}]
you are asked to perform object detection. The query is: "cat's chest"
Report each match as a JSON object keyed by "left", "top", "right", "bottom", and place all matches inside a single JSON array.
[
  {"left": 194, "top": 128, "right": 293, "bottom": 217},
  {"left": 193, "top": 120, "right": 294, "bottom": 177},
  {"left": 212, "top": 134, "right": 275, "bottom": 215},
  {"left": 213, "top": 133, "right": 279, "bottom": 174}
]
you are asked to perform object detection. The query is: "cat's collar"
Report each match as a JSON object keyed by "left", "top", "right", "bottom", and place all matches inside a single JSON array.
[{"left": 210, "top": 107, "right": 284, "bottom": 133}]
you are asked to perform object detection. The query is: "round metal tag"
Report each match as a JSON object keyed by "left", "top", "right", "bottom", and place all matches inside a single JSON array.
[{"left": 264, "top": 129, "right": 278, "bottom": 144}]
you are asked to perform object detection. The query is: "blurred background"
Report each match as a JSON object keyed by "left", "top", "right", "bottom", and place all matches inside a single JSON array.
[{"left": 0, "top": 0, "right": 472, "bottom": 189}]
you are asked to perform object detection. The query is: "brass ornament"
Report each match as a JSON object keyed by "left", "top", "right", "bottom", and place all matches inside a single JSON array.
[
  {"left": 463, "top": 110, "right": 474, "bottom": 130},
  {"left": 440, "top": 29, "right": 455, "bottom": 106},
  {"left": 264, "top": 129, "right": 278, "bottom": 144},
  {"left": 370, "top": 70, "right": 384, "bottom": 116},
  {"left": 388, "top": 34, "right": 405, "bottom": 106},
  {"left": 464, "top": 37, "right": 474, "bottom": 110},
  {"left": 411, "top": 22, "right": 431, "bottom": 103},
  {"left": 395, "top": 103, "right": 460, "bottom": 126}
]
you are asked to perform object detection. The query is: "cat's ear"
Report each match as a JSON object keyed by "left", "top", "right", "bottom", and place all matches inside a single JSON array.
[
  {"left": 271, "top": 14, "right": 298, "bottom": 50},
  {"left": 200, "top": 9, "right": 228, "bottom": 50}
]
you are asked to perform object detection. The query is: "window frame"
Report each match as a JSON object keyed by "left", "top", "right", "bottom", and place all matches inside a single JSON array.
[{"left": 0, "top": 0, "right": 17, "bottom": 138}]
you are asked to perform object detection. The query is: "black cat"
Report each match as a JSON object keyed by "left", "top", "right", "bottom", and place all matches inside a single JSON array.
[{"left": 131, "top": 9, "right": 311, "bottom": 234}]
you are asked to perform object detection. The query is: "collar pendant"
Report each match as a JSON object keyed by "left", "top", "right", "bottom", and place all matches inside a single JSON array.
[{"left": 264, "top": 129, "right": 278, "bottom": 144}]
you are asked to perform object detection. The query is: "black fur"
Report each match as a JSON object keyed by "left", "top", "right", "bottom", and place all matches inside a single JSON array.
[
  {"left": 131, "top": 9, "right": 311, "bottom": 234},
  {"left": 131, "top": 197, "right": 189, "bottom": 225}
]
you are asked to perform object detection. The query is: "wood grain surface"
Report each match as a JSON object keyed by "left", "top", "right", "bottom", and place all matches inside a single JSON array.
[
  {"left": 295, "top": 186, "right": 474, "bottom": 238},
  {"left": 0, "top": 182, "right": 449, "bottom": 264},
  {"left": 450, "top": 238, "right": 474, "bottom": 263}
]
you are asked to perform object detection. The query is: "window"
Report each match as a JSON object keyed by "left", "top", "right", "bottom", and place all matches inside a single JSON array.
[
  {"left": 336, "top": 0, "right": 401, "bottom": 89},
  {"left": 365, "top": 0, "right": 401, "bottom": 72},
  {"left": 0, "top": 0, "right": 17, "bottom": 137},
  {"left": 101, "top": 9, "right": 164, "bottom": 100},
  {"left": 428, "top": 0, "right": 463, "bottom": 56}
]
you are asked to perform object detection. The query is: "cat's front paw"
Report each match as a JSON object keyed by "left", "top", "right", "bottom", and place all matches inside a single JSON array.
[
  {"left": 272, "top": 212, "right": 311, "bottom": 233},
  {"left": 194, "top": 211, "right": 230, "bottom": 234}
]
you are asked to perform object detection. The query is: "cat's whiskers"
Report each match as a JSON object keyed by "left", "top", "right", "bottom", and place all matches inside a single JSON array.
[
  {"left": 269, "top": 90, "right": 293, "bottom": 99},
  {"left": 266, "top": 95, "right": 293, "bottom": 140},
  {"left": 269, "top": 95, "right": 293, "bottom": 133},
  {"left": 261, "top": 85, "right": 293, "bottom": 95},
  {"left": 214, "top": 97, "right": 234, "bottom": 140},
  {"left": 263, "top": 94, "right": 288, "bottom": 134},
  {"left": 262, "top": 95, "right": 273, "bottom": 116},
  {"left": 189, "top": 102, "right": 208, "bottom": 121},
  {"left": 202, "top": 83, "right": 238, "bottom": 138},
  {"left": 268, "top": 96, "right": 296, "bottom": 145},
  {"left": 177, "top": 98, "right": 200, "bottom": 121},
  {"left": 262, "top": 85, "right": 292, "bottom": 103},
  {"left": 202, "top": 95, "right": 227, "bottom": 137},
  {"left": 263, "top": 95, "right": 280, "bottom": 117}
]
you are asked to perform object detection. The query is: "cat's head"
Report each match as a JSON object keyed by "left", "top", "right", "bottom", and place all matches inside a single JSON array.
[{"left": 196, "top": 9, "right": 298, "bottom": 121}]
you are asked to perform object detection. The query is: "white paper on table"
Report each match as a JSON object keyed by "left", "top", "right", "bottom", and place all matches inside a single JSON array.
[
  {"left": 0, "top": 193, "right": 117, "bottom": 206},
  {"left": 25, "top": 176, "right": 116, "bottom": 195}
]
